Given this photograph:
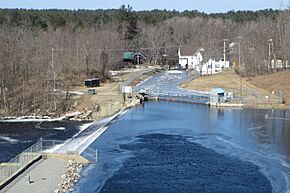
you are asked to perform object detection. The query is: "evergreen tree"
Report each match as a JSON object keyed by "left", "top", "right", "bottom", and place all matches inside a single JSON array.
[{"left": 117, "top": 5, "right": 138, "bottom": 41}]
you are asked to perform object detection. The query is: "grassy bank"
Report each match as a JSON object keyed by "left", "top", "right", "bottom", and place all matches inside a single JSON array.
[{"left": 181, "top": 70, "right": 289, "bottom": 109}]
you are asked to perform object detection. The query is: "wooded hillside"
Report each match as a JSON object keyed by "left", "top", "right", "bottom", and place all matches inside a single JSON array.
[{"left": 0, "top": 6, "right": 289, "bottom": 115}]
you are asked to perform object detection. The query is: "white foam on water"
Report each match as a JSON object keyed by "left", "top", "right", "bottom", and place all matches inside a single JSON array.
[
  {"left": 166, "top": 70, "right": 183, "bottom": 74},
  {"left": 72, "top": 122, "right": 94, "bottom": 138},
  {"left": 53, "top": 127, "right": 66, "bottom": 131},
  {"left": 0, "top": 136, "right": 18, "bottom": 143},
  {"left": 46, "top": 109, "right": 128, "bottom": 155},
  {"left": 0, "top": 116, "right": 65, "bottom": 123}
]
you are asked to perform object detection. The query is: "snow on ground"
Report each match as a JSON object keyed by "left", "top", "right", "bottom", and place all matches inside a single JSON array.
[{"left": 0, "top": 116, "right": 66, "bottom": 123}]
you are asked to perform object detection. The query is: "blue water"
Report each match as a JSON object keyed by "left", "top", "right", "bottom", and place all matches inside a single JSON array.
[
  {"left": 73, "top": 101, "right": 290, "bottom": 193},
  {"left": 0, "top": 121, "right": 87, "bottom": 162}
]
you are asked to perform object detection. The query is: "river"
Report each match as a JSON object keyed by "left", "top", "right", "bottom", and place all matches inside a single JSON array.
[
  {"left": 72, "top": 71, "right": 290, "bottom": 193},
  {"left": 73, "top": 101, "right": 290, "bottom": 193}
]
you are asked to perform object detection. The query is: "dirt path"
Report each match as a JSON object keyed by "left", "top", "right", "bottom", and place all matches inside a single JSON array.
[{"left": 71, "top": 69, "right": 154, "bottom": 120}]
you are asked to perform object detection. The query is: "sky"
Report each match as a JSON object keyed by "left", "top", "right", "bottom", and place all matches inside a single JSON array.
[{"left": 0, "top": 0, "right": 288, "bottom": 13}]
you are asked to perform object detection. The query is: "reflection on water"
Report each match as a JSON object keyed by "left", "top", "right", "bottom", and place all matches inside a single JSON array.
[{"left": 74, "top": 101, "right": 290, "bottom": 193}]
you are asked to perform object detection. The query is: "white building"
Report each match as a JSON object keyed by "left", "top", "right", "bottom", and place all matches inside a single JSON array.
[
  {"left": 178, "top": 46, "right": 203, "bottom": 69},
  {"left": 270, "top": 59, "right": 289, "bottom": 69},
  {"left": 196, "top": 58, "right": 230, "bottom": 75}
]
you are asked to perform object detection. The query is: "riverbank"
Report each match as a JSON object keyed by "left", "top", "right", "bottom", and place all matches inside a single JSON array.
[
  {"left": 181, "top": 70, "right": 289, "bottom": 109},
  {"left": 0, "top": 67, "right": 156, "bottom": 192},
  {"left": 52, "top": 67, "right": 157, "bottom": 120},
  {"left": 0, "top": 108, "right": 128, "bottom": 193},
  {"left": 0, "top": 67, "right": 155, "bottom": 122}
]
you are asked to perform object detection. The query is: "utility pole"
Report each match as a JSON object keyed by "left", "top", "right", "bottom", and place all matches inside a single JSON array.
[
  {"left": 223, "top": 39, "right": 228, "bottom": 68},
  {"left": 238, "top": 39, "right": 241, "bottom": 68},
  {"left": 268, "top": 39, "right": 272, "bottom": 70},
  {"left": 51, "top": 48, "right": 56, "bottom": 112},
  {"left": 237, "top": 36, "right": 242, "bottom": 99},
  {"left": 51, "top": 48, "right": 63, "bottom": 112}
]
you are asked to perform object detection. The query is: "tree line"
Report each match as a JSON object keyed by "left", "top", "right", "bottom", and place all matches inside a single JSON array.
[
  {"left": 0, "top": 5, "right": 289, "bottom": 116},
  {"left": 0, "top": 8, "right": 280, "bottom": 29}
]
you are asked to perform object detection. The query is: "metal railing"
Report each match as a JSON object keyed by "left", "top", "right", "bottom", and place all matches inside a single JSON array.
[
  {"left": 0, "top": 141, "right": 42, "bottom": 185},
  {"left": 143, "top": 91, "right": 210, "bottom": 104},
  {"left": 82, "top": 147, "right": 98, "bottom": 163},
  {"left": 0, "top": 139, "right": 98, "bottom": 187}
]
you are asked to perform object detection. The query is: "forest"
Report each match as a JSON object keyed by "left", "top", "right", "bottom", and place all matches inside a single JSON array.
[{"left": 0, "top": 5, "right": 289, "bottom": 115}]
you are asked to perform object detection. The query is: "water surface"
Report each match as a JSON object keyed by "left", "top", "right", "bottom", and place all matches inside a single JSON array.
[{"left": 74, "top": 101, "right": 290, "bottom": 193}]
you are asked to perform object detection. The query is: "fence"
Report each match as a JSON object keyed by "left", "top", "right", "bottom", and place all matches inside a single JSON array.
[
  {"left": 0, "top": 139, "right": 98, "bottom": 188},
  {"left": 145, "top": 91, "right": 210, "bottom": 104},
  {"left": 0, "top": 141, "right": 42, "bottom": 186},
  {"left": 242, "top": 97, "right": 283, "bottom": 105}
]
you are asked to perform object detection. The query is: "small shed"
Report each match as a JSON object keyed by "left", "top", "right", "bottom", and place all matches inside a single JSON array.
[
  {"left": 210, "top": 88, "right": 225, "bottom": 103},
  {"left": 84, "top": 78, "right": 100, "bottom": 87},
  {"left": 123, "top": 52, "right": 135, "bottom": 62},
  {"left": 123, "top": 52, "right": 147, "bottom": 64}
]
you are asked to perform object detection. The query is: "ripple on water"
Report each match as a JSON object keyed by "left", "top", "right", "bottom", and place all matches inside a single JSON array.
[{"left": 99, "top": 133, "right": 272, "bottom": 193}]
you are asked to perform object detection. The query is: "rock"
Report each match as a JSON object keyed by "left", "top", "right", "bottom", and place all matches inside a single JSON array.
[{"left": 55, "top": 160, "right": 85, "bottom": 193}]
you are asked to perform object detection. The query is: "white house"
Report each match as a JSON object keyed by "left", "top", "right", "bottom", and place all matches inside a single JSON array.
[
  {"left": 270, "top": 59, "right": 289, "bottom": 69},
  {"left": 196, "top": 58, "right": 230, "bottom": 75},
  {"left": 178, "top": 46, "right": 203, "bottom": 69}
]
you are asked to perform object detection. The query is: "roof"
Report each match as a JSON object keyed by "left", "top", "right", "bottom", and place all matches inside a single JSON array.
[
  {"left": 85, "top": 78, "right": 100, "bottom": 81},
  {"left": 179, "top": 45, "right": 200, "bottom": 56},
  {"left": 123, "top": 52, "right": 135, "bottom": 60},
  {"left": 211, "top": 88, "right": 225, "bottom": 93},
  {"left": 132, "top": 52, "right": 147, "bottom": 60},
  {"left": 123, "top": 52, "right": 147, "bottom": 60}
]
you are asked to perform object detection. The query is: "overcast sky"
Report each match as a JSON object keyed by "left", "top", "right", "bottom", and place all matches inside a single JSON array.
[{"left": 0, "top": 0, "right": 287, "bottom": 13}]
